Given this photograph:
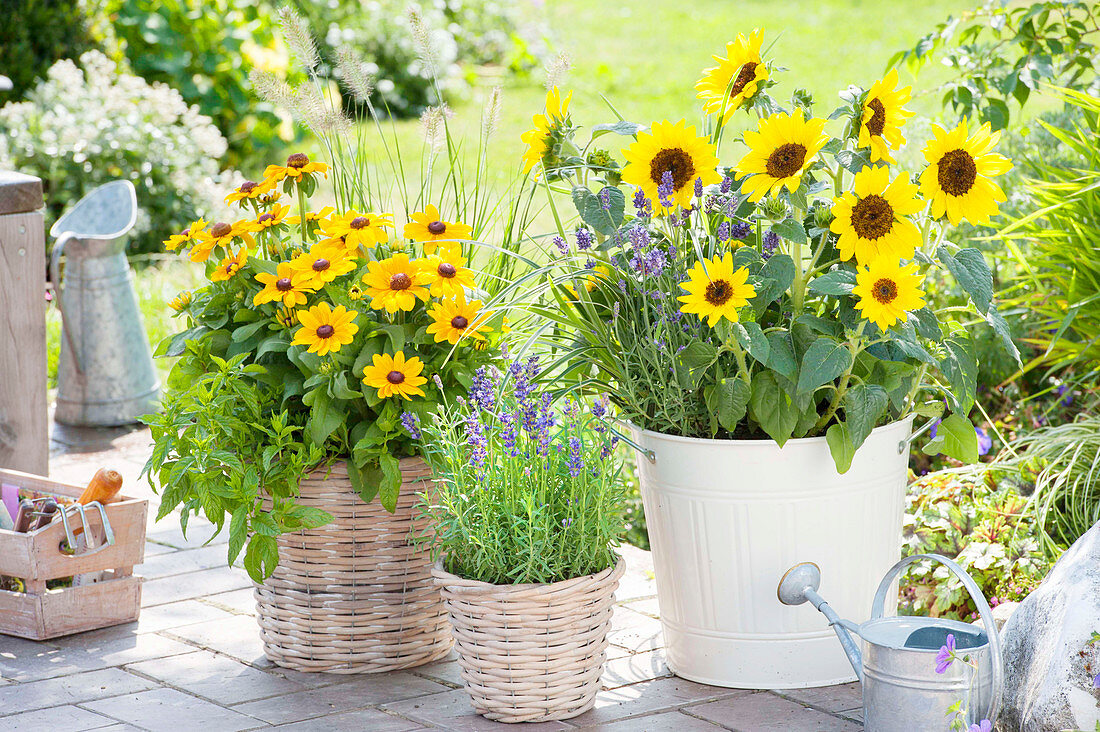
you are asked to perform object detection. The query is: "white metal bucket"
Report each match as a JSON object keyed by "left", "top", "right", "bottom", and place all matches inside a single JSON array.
[{"left": 631, "top": 416, "right": 914, "bottom": 689}]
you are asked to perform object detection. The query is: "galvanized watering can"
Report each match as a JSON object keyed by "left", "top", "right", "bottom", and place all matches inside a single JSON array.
[
  {"left": 50, "top": 180, "right": 159, "bottom": 426},
  {"left": 778, "top": 554, "right": 1003, "bottom": 732}
]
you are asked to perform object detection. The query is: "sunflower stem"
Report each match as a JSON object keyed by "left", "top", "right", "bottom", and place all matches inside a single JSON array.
[{"left": 791, "top": 216, "right": 805, "bottom": 313}]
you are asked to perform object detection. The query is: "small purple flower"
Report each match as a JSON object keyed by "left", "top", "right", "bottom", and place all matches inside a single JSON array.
[
  {"left": 599, "top": 187, "right": 612, "bottom": 210},
  {"left": 968, "top": 721, "right": 992, "bottom": 732},
  {"left": 562, "top": 517, "right": 573, "bottom": 528},
  {"left": 501, "top": 410, "right": 521, "bottom": 457},
  {"left": 929, "top": 418, "right": 942, "bottom": 439},
  {"left": 400, "top": 411, "right": 421, "bottom": 440},
  {"left": 592, "top": 394, "right": 609, "bottom": 419},
  {"left": 1056, "top": 384, "right": 1073, "bottom": 406},
  {"left": 716, "top": 221, "right": 730, "bottom": 242},
  {"left": 600, "top": 434, "right": 619, "bottom": 461},
  {"left": 575, "top": 227, "right": 593, "bottom": 250},
  {"left": 657, "top": 170, "right": 675, "bottom": 209},
  {"left": 610, "top": 301, "right": 620, "bottom": 322},
  {"left": 693, "top": 177, "right": 704, "bottom": 198},
  {"left": 468, "top": 366, "right": 497, "bottom": 412},
  {"left": 628, "top": 224, "right": 651, "bottom": 250},
  {"left": 935, "top": 634, "right": 956, "bottom": 674},
  {"left": 632, "top": 188, "right": 652, "bottom": 217},
  {"left": 465, "top": 411, "right": 488, "bottom": 468},
  {"left": 762, "top": 231, "right": 781, "bottom": 260},
  {"left": 1093, "top": 672, "right": 1099, "bottom": 690},
  {"left": 730, "top": 221, "right": 752, "bottom": 240},
  {"left": 567, "top": 436, "right": 584, "bottom": 477},
  {"left": 720, "top": 176, "right": 733, "bottom": 194},
  {"left": 553, "top": 235, "right": 568, "bottom": 254},
  {"left": 976, "top": 426, "right": 992, "bottom": 456}
]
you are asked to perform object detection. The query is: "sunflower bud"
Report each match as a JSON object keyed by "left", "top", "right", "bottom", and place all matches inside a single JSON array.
[
  {"left": 814, "top": 204, "right": 835, "bottom": 229},
  {"left": 762, "top": 197, "right": 789, "bottom": 220}
]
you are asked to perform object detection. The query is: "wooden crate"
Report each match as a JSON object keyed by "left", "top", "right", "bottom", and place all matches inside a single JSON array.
[{"left": 0, "top": 468, "right": 147, "bottom": 640}]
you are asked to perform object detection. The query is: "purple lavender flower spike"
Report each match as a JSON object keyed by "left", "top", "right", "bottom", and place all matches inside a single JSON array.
[
  {"left": 575, "top": 227, "right": 593, "bottom": 250},
  {"left": 762, "top": 231, "right": 781, "bottom": 260},
  {"left": 567, "top": 436, "right": 584, "bottom": 477},
  {"left": 501, "top": 410, "right": 521, "bottom": 457},
  {"left": 632, "top": 188, "right": 652, "bottom": 217},
  {"left": 465, "top": 411, "right": 488, "bottom": 468},
  {"left": 717, "top": 221, "right": 730, "bottom": 242},
  {"left": 657, "top": 170, "right": 675, "bottom": 209},
  {"left": 694, "top": 177, "right": 704, "bottom": 198},
  {"left": 400, "top": 411, "right": 421, "bottom": 439},
  {"left": 599, "top": 187, "right": 612, "bottom": 210},
  {"left": 552, "top": 235, "right": 568, "bottom": 254},
  {"left": 720, "top": 176, "right": 733, "bottom": 194},
  {"left": 730, "top": 221, "right": 752, "bottom": 240}
]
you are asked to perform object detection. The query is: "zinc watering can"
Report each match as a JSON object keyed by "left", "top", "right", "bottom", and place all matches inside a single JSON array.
[
  {"left": 778, "top": 554, "right": 1002, "bottom": 732},
  {"left": 50, "top": 180, "right": 159, "bottom": 426}
]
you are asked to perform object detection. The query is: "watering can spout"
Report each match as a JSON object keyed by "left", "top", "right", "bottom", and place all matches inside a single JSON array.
[{"left": 777, "top": 563, "right": 863, "bottom": 681}]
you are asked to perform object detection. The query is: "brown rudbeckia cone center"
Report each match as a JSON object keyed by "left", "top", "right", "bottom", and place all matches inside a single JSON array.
[
  {"left": 210, "top": 222, "right": 233, "bottom": 238},
  {"left": 704, "top": 279, "right": 734, "bottom": 306},
  {"left": 389, "top": 272, "right": 412, "bottom": 291},
  {"left": 276, "top": 277, "right": 294, "bottom": 291},
  {"left": 427, "top": 220, "right": 447, "bottom": 235},
  {"left": 865, "top": 98, "right": 886, "bottom": 137},
  {"left": 239, "top": 180, "right": 258, "bottom": 194},
  {"left": 872, "top": 277, "right": 898, "bottom": 304},
  {"left": 451, "top": 315, "right": 469, "bottom": 330},
  {"left": 287, "top": 153, "right": 310, "bottom": 168},
  {"left": 937, "top": 149, "right": 978, "bottom": 196},
  {"left": 315, "top": 324, "right": 335, "bottom": 339},
  {"left": 181, "top": 228, "right": 191, "bottom": 237},
  {"left": 437, "top": 262, "right": 457, "bottom": 278},
  {"left": 386, "top": 370, "right": 405, "bottom": 384},
  {"left": 730, "top": 62, "right": 759, "bottom": 99},
  {"left": 765, "top": 143, "right": 808, "bottom": 179},
  {"left": 257, "top": 213, "right": 275, "bottom": 225},
  {"left": 225, "top": 263, "right": 237, "bottom": 275},
  {"left": 648, "top": 147, "right": 696, "bottom": 191},
  {"left": 349, "top": 216, "right": 370, "bottom": 229},
  {"left": 312, "top": 258, "right": 330, "bottom": 272},
  {"left": 850, "top": 194, "right": 894, "bottom": 240}
]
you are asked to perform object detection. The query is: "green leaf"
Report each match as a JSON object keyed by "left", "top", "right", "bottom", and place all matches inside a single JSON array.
[
  {"left": 752, "top": 254, "right": 795, "bottom": 308},
  {"left": 349, "top": 459, "right": 379, "bottom": 504},
  {"left": 243, "top": 534, "right": 279, "bottom": 582},
  {"left": 571, "top": 185, "right": 625, "bottom": 236},
  {"left": 231, "top": 320, "right": 268, "bottom": 343},
  {"left": 937, "top": 246, "right": 993, "bottom": 314},
  {"left": 915, "top": 401, "right": 945, "bottom": 418},
  {"left": 826, "top": 422, "right": 855, "bottom": 474},
  {"left": 733, "top": 322, "right": 770, "bottom": 364},
  {"left": 307, "top": 389, "right": 344, "bottom": 447},
  {"left": 910, "top": 307, "right": 944, "bottom": 341},
  {"left": 808, "top": 269, "right": 857, "bottom": 296},
  {"left": 984, "top": 306, "right": 1021, "bottom": 365},
  {"left": 843, "top": 383, "right": 889, "bottom": 449},
  {"left": 378, "top": 453, "right": 402, "bottom": 513},
  {"left": 922, "top": 414, "right": 979, "bottom": 464},
  {"left": 770, "top": 218, "right": 807, "bottom": 245},
  {"left": 749, "top": 371, "right": 800, "bottom": 446},
  {"left": 675, "top": 341, "right": 719, "bottom": 389},
  {"left": 765, "top": 331, "right": 798, "bottom": 382},
  {"left": 590, "top": 121, "right": 646, "bottom": 138},
  {"left": 706, "top": 378, "right": 751, "bottom": 432},
  {"left": 227, "top": 507, "right": 247, "bottom": 565},
  {"left": 797, "top": 337, "right": 852, "bottom": 395},
  {"left": 836, "top": 148, "right": 873, "bottom": 174},
  {"left": 940, "top": 335, "right": 978, "bottom": 414}
]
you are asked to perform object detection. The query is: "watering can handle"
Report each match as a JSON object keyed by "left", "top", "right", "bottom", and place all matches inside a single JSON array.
[
  {"left": 871, "top": 553, "right": 1003, "bottom": 724},
  {"left": 50, "top": 233, "right": 83, "bottom": 374}
]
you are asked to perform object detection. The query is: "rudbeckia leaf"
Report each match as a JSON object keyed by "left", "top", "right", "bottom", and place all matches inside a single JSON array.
[
  {"left": 770, "top": 218, "right": 807, "bottom": 245},
  {"left": 797, "top": 337, "right": 852, "bottom": 395},
  {"left": 922, "top": 413, "right": 979, "bottom": 464},
  {"left": 378, "top": 453, "right": 402, "bottom": 513},
  {"left": 307, "top": 388, "right": 344, "bottom": 447},
  {"left": 749, "top": 371, "right": 800, "bottom": 446},
  {"left": 705, "top": 378, "right": 751, "bottom": 432},
  {"left": 809, "top": 269, "right": 857, "bottom": 296},
  {"left": 843, "top": 383, "right": 889, "bottom": 449},
  {"left": 826, "top": 422, "right": 855, "bottom": 474},
  {"left": 937, "top": 245, "right": 993, "bottom": 315}
]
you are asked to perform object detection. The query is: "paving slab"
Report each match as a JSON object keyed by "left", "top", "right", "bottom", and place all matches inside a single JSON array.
[
  {"left": 0, "top": 668, "right": 156, "bottom": 714},
  {"left": 689, "top": 691, "right": 863, "bottom": 731},
  {"left": 567, "top": 677, "right": 748, "bottom": 727},
  {"left": 199, "top": 588, "right": 258, "bottom": 615},
  {"left": 577, "top": 710, "right": 728, "bottom": 731},
  {"left": 128, "top": 599, "right": 238, "bottom": 635},
  {"left": 269, "top": 706, "right": 424, "bottom": 731},
  {"left": 772, "top": 683, "right": 862, "bottom": 714},
  {"left": 0, "top": 630, "right": 193, "bottom": 683},
  {"left": 601, "top": 649, "right": 672, "bottom": 690},
  {"left": 126, "top": 650, "right": 308, "bottom": 706},
  {"left": 141, "top": 566, "right": 252, "bottom": 607},
  {"left": 82, "top": 687, "right": 261, "bottom": 732},
  {"left": 382, "top": 688, "right": 577, "bottom": 731},
  {"left": 138, "top": 544, "right": 238, "bottom": 580},
  {"left": 160, "top": 614, "right": 267, "bottom": 666},
  {"left": 0, "top": 703, "right": 118, "bottom": 732}
]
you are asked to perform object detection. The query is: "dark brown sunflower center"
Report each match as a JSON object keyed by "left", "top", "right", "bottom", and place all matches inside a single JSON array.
[
  {"left": 276, "top": 277, "right": 293, "bottom": 291},
  {"left": 437, "top": 262, "right": 457, "bottom": 278},
  {"left": 427, "top": 220, "right": 447, "bottom": 235},
  {"left": 765, "top": 143, "right": 807, "bottom": 179},
  {"left": 865, "top": 98, "right": 886, "bottom": 137},
  {"left": 386, "top": 370, "right": 405, "bottom": 384},
  {"left": 257, "top": 213, "right": 275, "bottom": 224},
  {"left": 937, "top": 149, "right": 977, "bottom": 196},
  {"left": 730, "top": 62, "right": 759, "bottom": 98},
  {"left": 872, "top": 278, "right": 898, "bottom": 304},
  {"left": 312, "top": 258, "right": 330, "bottom": 272},
  {"left": 239, "top": 180, "right": 258, "bottom": 194},
  {"left": 850, "top": 194, "right": 894, "bottom": 240},
  {"left": 704, "top": 279, "right": 734, "bottom": 306},
  {"left": 349, "top": 216, "right": 370, "bottom": 230},
  {"left": 210, "top": 222, "right": 232, "bottom": 238},
  {"left": 648, "top": 147, "right": 696, "bottom": 191},
  {"left": 389, "top": 273, "right": 412, "bottom": 291},
  {"left": 315, "top": 324, "right": 335, "bottom": 339},
  {"left": 451, "top": 315, "right": 469, "bottom": 330},
  {"left": 287, "top": 153, "right": 309, "bottom": 168}
]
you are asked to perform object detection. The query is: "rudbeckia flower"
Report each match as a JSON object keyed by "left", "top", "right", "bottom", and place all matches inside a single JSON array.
[
  {"left": 291, "top": 302, "right": 359, "bottom": 356},
  {"left": 361, "top": 253, "right": 430, "bottom": 313},
  {"left": 263, "top": 153, "right": 328, "bottom": 183},
  {"left": 224, "top": 178, "right": 276, "bottom": 206},
  {"left": 421, "top": 247, "right": 476, "bottom": 299},
  {"left": 239, "top": 203, "right": 290, "bottom": 233},
  {"left": 289, "top": 241, "right": 357, "bottom": 287},
  {"left": 321, "top": 210, "right": 394, "bottom": 250},
  {"left": 210, "top": 248, "right": 248, "bottom": 282},
  {"left": 425, "top": 296, "right": 491, "bottom": 344},
  {"left": 362, "top": 351, "right": 428, "bottom": 400},
  {"left": 189, "top": 221, "right": 254, "bottom": 263},
  {"left": 253, "top": 262, "right": 316, "bottom": 308},
  {"left": 164, "top": 219, "right": 207, "bottom": 251},
  {"left": 403, "top": 204, "right": 473, "bottom": 255}
]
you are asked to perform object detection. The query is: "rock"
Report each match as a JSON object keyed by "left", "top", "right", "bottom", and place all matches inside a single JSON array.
[
  {"left": 998, "top": 522, "right": 1100, "bottom": 732},
  {"left": 992, "top": 601, "right": 1019, "bottom": 632}
]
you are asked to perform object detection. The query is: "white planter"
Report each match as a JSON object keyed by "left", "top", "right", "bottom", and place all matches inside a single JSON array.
[{"left": 631, "top": 416, "right": 913, "bottom": 689}]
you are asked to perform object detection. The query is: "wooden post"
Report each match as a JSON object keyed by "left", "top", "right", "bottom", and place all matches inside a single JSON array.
[{"left": 0, "top": 171, "right": 47, "bottom": 475}]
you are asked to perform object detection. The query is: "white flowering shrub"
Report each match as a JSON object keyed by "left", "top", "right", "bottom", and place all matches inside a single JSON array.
[{"left": 0, "top": 51, "right": 241, "bottom": 254}]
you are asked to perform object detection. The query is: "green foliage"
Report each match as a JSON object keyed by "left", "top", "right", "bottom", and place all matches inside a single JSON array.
[
  {"left": 142, "top": 350, "right": 327, "bottom": 582},
  {"left": 417, "top": 362, "right": 626, "bottom": 585},
  {"left": 889, "top": 0, "right": 1100, "bottom": 131},
  {"left": 0, "top": 0, "right": 97, "bottom": 103}
]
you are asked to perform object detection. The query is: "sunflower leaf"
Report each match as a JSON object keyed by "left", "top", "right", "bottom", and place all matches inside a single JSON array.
[
  {"left": 749, "top": 371, "right": 800, "bottom": 446},
  {"left": 922, "top": 413, "right": 979, "bottom": 464},
  {"left": 733, "top": 322, "right": 770, "bottom": 364},
  {"left": 836, "top": 148, "right": 874, "bottom": 174},
  {"left": 940, "top": 333, "right": 978, "bottom": 414},
  {"left": 770, "top": 218, "right": 807, "bottom": 245},
  {"left": 984, "top": 305, "right": 1021, "bottom": 365},
  {"left": 843, "top": 383, "right": 889, "bottom": 449},
  {"left": 571, "top": 185, "right": 625, "bottom": 236},
  {"left": 797, "top": 337, "right": 853, "bottom": 395},
  {"left": 765, "top": 331, "right": 798, "bottom": 382},
  {"left": 705, "top": 378, "right": 751, "bottom": 432},
  {"left": 826, "top": 422, "right": 856, "bottom": 474},
  {"left": 590, "top": 121, "right": 646, "bottom": 139},
  {"left": 809, "top": 269, "right": 857, "bottom": 296},
  {"left": 752, "top": 254, "right": 795, "bottom": 308},
  {"left": 909, "top": 307, "right": 943, "bottom": 341},
  {"left": 937, "top": 245, "right": 993, "bottom": 314},
  {"left": 675, "top": 341, "right": 718, "bottom": 389}
]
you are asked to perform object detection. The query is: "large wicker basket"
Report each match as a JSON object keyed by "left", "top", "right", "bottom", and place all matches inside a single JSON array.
[
  {"left": 433, "top": 557, "right": 624, "bottom": 723},
  {"left": 254, "top": 458, "right": 451, "bottom": 673}
]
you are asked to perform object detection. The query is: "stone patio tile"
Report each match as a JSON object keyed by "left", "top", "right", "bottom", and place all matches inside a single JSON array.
[
  {"left": 233, "top": 673, "right": 448, "bottom": 725},
  {"left": 130, "top": 599, "right": 237, "bottom": 634},
  {"left": 615, "top": 546, "right": 657, "bottom": 602},
  {"left": 0, "top": 667, "right": 156, "bottom": 713},
  {"left": 126, "top": 650, "right": 308, "bottom": 705},
  {"left": 161, "top": 614, "right": 266, "bottom": 666},
  {"left": 620, "top": 597, "right": 661, "bottom": 618},
  {"left": 144, "top": 519, "right": 227, "bottom": 551},
  {"left": 82, "top": 687, "right": 260, "bottom": 732},
  {"left": 601, "top": 649, "right": 672, "bottom": 690},
  {"left": 576, "top": 710, "right": 728, "bottom": 731},
  {"left": 410, "top": 649, "right": 464, "bottom": 687},
  {"left": 141, "top": 566, "right": 252, "bottom": 607},
  {"left": 382, "top": 688, "right": 576, "bottom": 731},
  {"left": 607, "top": 606, "right": 663, "bottom": 653},
  {"left": 199, "top": 588, "right": 258, "bottom": 615},
  {"left": 0, "top": 704, "right": 117, "bottom": 732},
  {"left": 138, "top": 543, "right": 237, "bottom": 580},
  {"left": 689, "top": 691, "right": 862, "bottom": 731},
  {"left": 143, "top": 540, "right": 180, "bottom": 557},
  {"left": 772, "top": 683, "right": 862, "bottom": 714},
  {"left": 270, "top": 707, "right": 424, "bottom": 731},
  {"left": 0, "top": 631, "right": 193, "bottom": 682},
  {"left": 567, "top": 677, "right": 748, "bottom": 727}
]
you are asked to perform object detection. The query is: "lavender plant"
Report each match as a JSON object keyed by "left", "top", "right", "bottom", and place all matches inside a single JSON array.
[{"left": 414, "top": 354, "right": 627, "bottom": 585}]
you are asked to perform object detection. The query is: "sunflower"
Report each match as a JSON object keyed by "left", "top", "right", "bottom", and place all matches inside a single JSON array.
[
  {"left": 362, "top": 351, "right": 428, "bottom": 400},
  {"left": 857, "top": 69, "right": 914, "bottom": 165},
  {"left": 678, "top": 253, "right": 756, "bottom": 326},
  {"left": 164, "top": 219, "right": 207, "bottom": 251},
  {"left": 289, "top": 241, "right": 357, "bottom": 287},
  {"left": 189, "top": 221, "right": 254, "bottom": 263},
  {"left": 734, "top": 110, "right": 830, "bottom": 203},
  {"left": 520, "top": 86, "right": 572, "bottom": 173},
  {"left": 263, "top": 153, "right": 328, "bottom": 184},
  {"left": 919, "top": 120, "right": 1012, "bottom": 226},
  {"left": 621, "top": 120, "right": 721, "bottom": 212},
  {"left": 361, "top": 253, "right": 431, "bottom": 313},
  {"left": 210, "top": 248, "right": 248, "bottom": 282},
  {"left": 253, "top": 262, "right": 316, "bottom": 308},
  {"left": 852, "top": 257, "right": 926, "bottom": 331},
  {"left": 426, "top": 296, "right": 491, "bottom": 344},
  {"left": 291, "top": 302, "right": 359, "bottom": 356},
  {"left": 695, "top": 29, "right": 769, "bottom": 120},
  {"left": 830, "top": 166, "right": 923, "bottom": 264},
  {"left": 421, "top": 247, "right": 476, "bottom": 299},
  {"left": 321, "top": 210, "right": 394, "bottom": 250},
  {"left": 239, "top": 203, "right": 290, "bottom": 233},
  {"left": 224, "top": 178, "right": 276, "bottom": 206},
  {"left": 403, "top": 204, "right": 474, "bottom": 255}
]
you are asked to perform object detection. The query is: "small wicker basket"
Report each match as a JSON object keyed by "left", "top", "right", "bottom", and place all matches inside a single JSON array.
[
  {"left": 254, "top": 458, "right": 451, "bottom": 673},
  {"left": 433, "top": 557, "right": 624, "bottom": 723}
]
